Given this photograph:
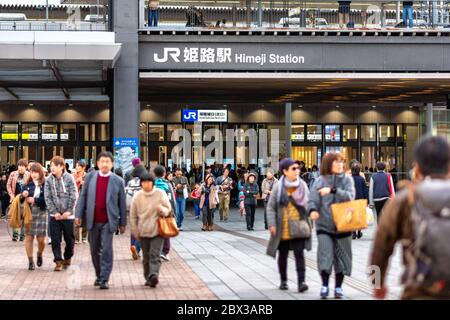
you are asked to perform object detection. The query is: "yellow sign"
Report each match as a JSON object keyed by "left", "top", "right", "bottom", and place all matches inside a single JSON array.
[{"left": 1, "top": 133, "right": 18, "bottom": 140}]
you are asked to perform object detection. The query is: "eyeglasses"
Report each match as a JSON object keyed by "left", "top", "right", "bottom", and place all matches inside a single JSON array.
[{"left": 290, "top": 166, "right": 300, "bottom": 171}]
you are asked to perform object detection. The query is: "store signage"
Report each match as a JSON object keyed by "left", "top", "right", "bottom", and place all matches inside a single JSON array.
[
  {"left": 325, "top": 133, "right": 341, "bottom": 141},
  {"left": 42, "top": 133, "right": 58, "bottom": 140},
  {"left": 113, "top": 138, "right": 139, "bottom": 175},
  {"left": 182, "top": 109, "right": 227, "bottom": 122},
  {"left": 22, "top": 133, "right": 38, "bottom": 140},
  {"left": 291, "top": 134, "right": 304, "bottom": 141},
  {"left": 1, "top": 133, "right": 18, "bottom": 140},
  {"left": 307, "top": 133, "right": 322, "bottom": 141}
]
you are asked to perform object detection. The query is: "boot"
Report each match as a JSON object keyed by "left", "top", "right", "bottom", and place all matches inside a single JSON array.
[
  {"left": 208, "top": 224, "right": 214, "bottom": 231},
  {"left": 54, "top": 260, "right": 63, "bottom": 272},
  {"left": 201, "top": 224, "right": 207, "bottom": 231},
  {"left": 62, "top": 259, "right": 71, "bottom": 269}
]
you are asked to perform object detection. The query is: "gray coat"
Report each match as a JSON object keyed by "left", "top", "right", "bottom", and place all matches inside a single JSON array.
[
  {"left": 266, "top": 181, "right": 312, "bottom": 258},
  {"left": 75, "top": 171, "right": 127, "bottom": 233},
  {"left": 307, "top": 173, "right": 355, "bottom": 235}
]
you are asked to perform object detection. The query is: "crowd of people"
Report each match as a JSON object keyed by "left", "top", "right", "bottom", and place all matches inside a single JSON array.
[{"left": 1, "top": 133, "right": 449, "bottom": 300}]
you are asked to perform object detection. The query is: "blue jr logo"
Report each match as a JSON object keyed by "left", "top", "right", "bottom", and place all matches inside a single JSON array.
[{"left": 182, "top": 110, "right": 198, "bottom": 122}]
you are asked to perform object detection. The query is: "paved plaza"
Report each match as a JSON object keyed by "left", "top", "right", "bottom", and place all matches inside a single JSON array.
[{"left": 0, "top": 206, "right": 403, "bottom": 300}]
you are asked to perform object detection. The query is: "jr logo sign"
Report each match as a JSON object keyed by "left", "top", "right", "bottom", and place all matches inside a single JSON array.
[
  {"left": 154, "top": 48, "right": 181, "bottom": 63},
  {"left": 182, "top": 110, "right": 198, "bottom": 121}
]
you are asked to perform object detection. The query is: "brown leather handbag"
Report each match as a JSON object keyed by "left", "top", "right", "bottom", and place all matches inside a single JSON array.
[
  {"left": 158, "top": 213, "right": 179, "bottom": 238},
  {"left": 331, "top": 199, "right": 368, "bottom": 233}
]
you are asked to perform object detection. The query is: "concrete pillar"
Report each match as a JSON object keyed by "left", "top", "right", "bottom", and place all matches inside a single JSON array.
[
  {"left": 396, "top": 1, "right": 401, "bottom": 24},
  {"left": 257, "top": 0, "right": 263, "bottom": 28},
  {"left": 432, "top": 0, "right": 438, "bottom": 27},
  {"left": 246, "top": 0, "right": 251, "bottom": 28},
  {"left": 112, "top": 0, "right": 139, "bottom": 172},
  {"left": 285, "top": 103, "right": 292, "bottom": 159},
  {"left": 139, "top": 0, "right": 145, "bottom": 29},
  {"left": 426, "top": 103, "right": 434, "bottom": 134}
]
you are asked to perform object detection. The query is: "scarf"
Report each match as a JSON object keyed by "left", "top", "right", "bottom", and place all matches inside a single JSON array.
[{"left": 277, "top": 176, "right": 308, "bottom": 209}]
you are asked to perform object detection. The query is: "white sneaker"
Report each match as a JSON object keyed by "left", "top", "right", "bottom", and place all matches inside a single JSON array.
[{"left": 160, "top": 253, "right": 170, "bottom": 261}]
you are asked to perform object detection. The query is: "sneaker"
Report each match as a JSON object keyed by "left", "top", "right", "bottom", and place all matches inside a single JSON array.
[
  {"left": 100, "top": 281, "right": 109, "bottom": 290},
  {"left": 19, "top": 234, "right": 25, "bottom": 242},
  {"left": 178, "top": 227, "right": 184, "bottom": 231},
  {"left": 94, "top": 278, "right": 101, "bottom": 286},
  {"left": 160, "top": 253, "right": 170, "bottom": 262},
  {"left": 48, "top": 239, "right": 52, "bottom": 245},
  {"left": 82, "top": 239, "right": 88, "bottom": 243},
  {"left": 320, "top": 286, "right": 329, "bottom": 299},
  {"left": 130, "top": 245, "right": 139, "bottom": 260},
  {"left": 75, "top": 240, "right": 80, "bottom": 244},
  {"left": 335, "top": 287, "right": 344, "bottom": 299}
]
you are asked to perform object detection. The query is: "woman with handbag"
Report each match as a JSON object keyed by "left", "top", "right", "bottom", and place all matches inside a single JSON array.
[
  {"left": 266, "top": 158, "right": 311, "bottom": 293},
  {"left": 199, "top": 174, "right": 219, "bottom": 231},
  {"left": 129, "top": 172, "right": 171, "bottom": 288},
  {"left": 308, "top": 152, "right": 355, "bottom": 299}
]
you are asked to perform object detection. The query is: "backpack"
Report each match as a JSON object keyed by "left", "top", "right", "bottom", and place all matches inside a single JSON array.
[
  {"left": 404, "top": 180, "right": 450, "bottom": 297},
  {"left": 157, "top": 179, "right": 176, "bottom": 217},
  {"left": 125, "top": 177, "right": 141, "bottom": 211}
]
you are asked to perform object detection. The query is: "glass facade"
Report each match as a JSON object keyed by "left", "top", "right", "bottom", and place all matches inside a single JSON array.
[
  {"left": 0, "top": 122, "right": 109, "bottom": 169},
  {"left": 139, "top": 122, "right": 418, "bottom": 178}
]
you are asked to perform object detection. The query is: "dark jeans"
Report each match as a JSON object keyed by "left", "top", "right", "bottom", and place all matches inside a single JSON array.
[
  {"left": 50, "top": 218, "right": 75, "bottom": 262},
  {"left": 278, "top": 239, "right": 306, "bottom": 283},
  {"left": 141, "top": 236, "right": 164, "bottom": 281},
  {"left": 245, "top": 204, "right": 256, "bottom": 229},
  {"left": 89, "top": 223, "right": 114, "bottom": 282},
  {"left": 162, "top": 238, "right": 170, "bottom": 255},
  {"left": 374, "top": 199, "right": 388, "bottom": 222}
]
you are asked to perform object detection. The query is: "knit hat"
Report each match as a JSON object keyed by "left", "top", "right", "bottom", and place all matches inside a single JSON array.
[
  {"left": 279, "top": 158, "right": 296, "bottom": 173},
  {"left": 132, "top": 158, "right": 141, "bottom": 167}
]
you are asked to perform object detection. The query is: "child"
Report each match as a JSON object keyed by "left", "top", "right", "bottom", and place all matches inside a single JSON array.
[{"left": 191, "top": 183, "right": 201, "bottom": 220}]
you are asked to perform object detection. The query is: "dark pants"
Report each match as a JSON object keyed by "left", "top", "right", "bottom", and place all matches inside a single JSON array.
[
  {"left": 148, "top": 9, "right": 159, "bottom": 27},
  {"left": 202, "top": 206, "right": 213, "bottom": 226},
  {"left": 162, "top": 238, "right": 170, "bottom": 255},
  {"left": 89, "top": 223, "right": 114, "bottom": 282},
  {"left": 278, "top": 239, "right": 306, "bottom": 283},
  {"left": 50, "top": 218, "right": 75, "bottom": 262},
  {"left": 1, "top": 195, "right": 8, "bottom": 216},
  {"left": 374, "top": 199, "right": 388, "bottom": 222},
  {"left": 245, "top": 204, "right": 256, "bottom": 229},
  {"left": 263, "top": 201, "right": 269, "bottom": 229},
  {"left": 141, "top": 236, "right": 164, "bottom": 280}
]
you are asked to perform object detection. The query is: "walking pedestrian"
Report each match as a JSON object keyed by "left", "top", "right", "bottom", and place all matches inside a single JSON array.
[
  {"left": 44, "top": 156, "right": 78, "bottom": 272},
  {"left": 130, "top": 172, "right": 171, "bottom": 288},
  {"left": 261, "top": 168, "right": 278, "bottom": 230},
  {"left": 199, "top": 174, "right": 219, "bottom": 231},
  {"left": 215, "top": 167, "right": 233, "bottom": 222},
  {"left": 0, "top": 174, "right": 9, "bottom": 217},
  {"left": 371, "top": 135, "right": 450, "bottom": 300},
  {"left": 22, "top": 163, "right": 47, "bottom": 270},
  {"left": 308, "top": 152, "right": 355, "bottom": 299},
  {"left": 154, "top": 165, "right": 176, "bottom": 262},
  {"left": 75, "top": 152, "right": 127, "bottom": 289},
  {"left": 351, "top": 161, "right": 368, "bottom": 239},
  {"left": 369, "top": 161, "right": 395, "bottom": 222},
  {"left": 173, "top": 168, "right": 189, "bottom": 231},
  {"left": 73, "top": 160, "right": 87, "bottom": 244},
  {"left": 243, "top": 172, "right": 259, "bottom": 231},
  {"left": 191, "top": 183, "right": 201, "bottom": 220},
  {"left": 266, "top": 158, "right": 312, "bottom": 293},
  {"left": 7, "top": 159, "right": 30, "bottom": 241}
]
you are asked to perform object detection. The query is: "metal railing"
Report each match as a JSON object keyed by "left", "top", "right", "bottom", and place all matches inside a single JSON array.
[
  {"left": 0, "top": 21, "right": 108, "bottom": 31},
  {"left": 140, "top": 0, "right": 450, "bottom": 30}
]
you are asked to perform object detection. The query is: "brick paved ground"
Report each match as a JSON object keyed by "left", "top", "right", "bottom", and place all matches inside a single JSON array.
[
  {"left": 0, "top": 204, "right": 404, "bottom": 300},
  {"left": 0, "top": 219, "right": 216, "bottom": 300}
]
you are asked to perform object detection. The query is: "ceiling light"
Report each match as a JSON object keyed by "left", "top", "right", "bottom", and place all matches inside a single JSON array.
[
  {"left": 29, "top": 103, "right": 34, "bottom": 107},
  {"left": 371, "top": 105, "right": 376, "bottom": 108}
]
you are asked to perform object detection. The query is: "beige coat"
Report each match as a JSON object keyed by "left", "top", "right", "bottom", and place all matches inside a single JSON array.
[
  {"left": 199, "top": 184, "right": 219, "bottom": 209},
  {"left": 130, "top": 188, "right": 171, "bottom": 239}
]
